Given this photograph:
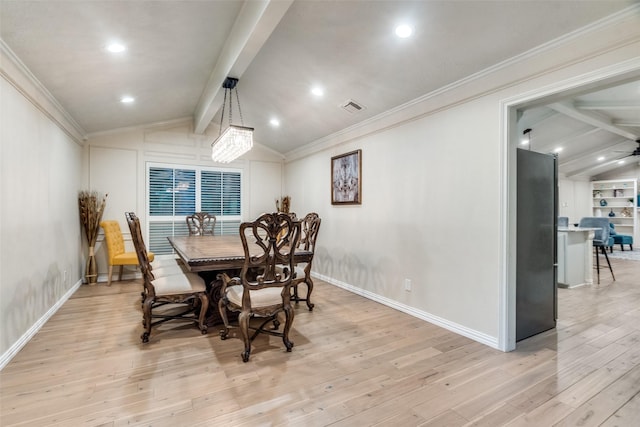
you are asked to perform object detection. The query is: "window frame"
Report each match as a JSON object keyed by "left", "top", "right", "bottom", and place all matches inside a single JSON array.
[{"left": 146, "top": 162, "right": 243, "bottom": 254}]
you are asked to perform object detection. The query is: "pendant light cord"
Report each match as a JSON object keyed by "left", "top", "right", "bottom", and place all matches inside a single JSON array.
[
  {"left": 218, "top": 88, "right": 228, "bottom": 137},
  {"left": 218, "top": 85, "right": 244, "bottom": 136}
]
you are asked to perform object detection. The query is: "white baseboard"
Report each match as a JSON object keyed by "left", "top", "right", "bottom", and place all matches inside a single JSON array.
[
  {"left": 0, "top": 271, "right": 501, "bottom": 371},
  {"left": 0, "top": 279, "right": 83, "bottom": 371},
  {"left": 313, "top": 273, "right": 500, "bottom": 350}
]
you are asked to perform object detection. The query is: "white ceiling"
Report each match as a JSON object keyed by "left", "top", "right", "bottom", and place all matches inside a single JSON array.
[
  {"left": 518, "top": 79, "right": 640, "bottom": 178},
  {"left": 1, "top": 0, "right": 638, "bottom": 177}
]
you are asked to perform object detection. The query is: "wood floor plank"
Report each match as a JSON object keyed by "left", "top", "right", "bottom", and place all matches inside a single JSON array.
[
  {"left": 553, "top": 363, "right": 640, "bottom": 426},
  {"left": 1, "top": 257, "right": 638, "bottom": 426},
  {"left": 599, "top": 389, "right": 640, "bottom": 426}
]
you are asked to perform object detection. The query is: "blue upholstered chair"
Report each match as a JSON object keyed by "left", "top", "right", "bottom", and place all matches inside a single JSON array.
[
  {"left": 578, "top": 217, "right": 615, "bottom": 284},
  {"left": 609, "top": 223, "right": 634, "bottom": 251},
  {"left": 558, "top": 216, "right": 569, "bottom": 228}
]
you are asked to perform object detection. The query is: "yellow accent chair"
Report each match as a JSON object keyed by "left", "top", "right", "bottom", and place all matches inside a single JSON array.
[{"left": 100, "top": 220, "right": 155, "bottom": 286}]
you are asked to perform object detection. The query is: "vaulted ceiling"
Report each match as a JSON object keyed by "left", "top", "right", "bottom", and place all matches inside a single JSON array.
[
  {"left": 1, "top": 0, "right": 638, "bottom": 177},
  {"left": 518, "top": 79, "right": 640, "bottom": 178}
]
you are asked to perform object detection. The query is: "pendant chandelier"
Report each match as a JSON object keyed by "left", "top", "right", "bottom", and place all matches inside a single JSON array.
[{"left": 211, "top": 77, "right": 253, "bottom": 163}]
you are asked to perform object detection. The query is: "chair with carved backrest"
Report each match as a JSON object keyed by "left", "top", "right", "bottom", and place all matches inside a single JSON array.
[
  {"left": 218, "top": 212, "right": 301, "bottom": 362},
  {"left": 186, "top": 212, "right": 216, "bottom": 236},
  {"left": 291, "top": 212, "right": 321, "bottom": 311},
  {"left": 125, "top": 212, "right": 209, "bottom": 343}
]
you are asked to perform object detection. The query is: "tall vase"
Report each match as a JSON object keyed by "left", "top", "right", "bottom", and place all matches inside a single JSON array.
[{"left": 85, "top": 246, "right": 98, "bottom": 285}]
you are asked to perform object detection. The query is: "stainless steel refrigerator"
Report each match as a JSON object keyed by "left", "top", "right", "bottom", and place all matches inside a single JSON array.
[{"left": 516, "top": 148, "right": 558, "bottom": 341}]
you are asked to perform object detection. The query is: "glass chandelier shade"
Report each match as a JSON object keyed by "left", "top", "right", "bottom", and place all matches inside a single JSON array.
[
  {"left": 211, "top": 125, "right": 254, "bottom": 163},
  {"left": 211, "top": 77, "right": 253, "bottom": 163}
]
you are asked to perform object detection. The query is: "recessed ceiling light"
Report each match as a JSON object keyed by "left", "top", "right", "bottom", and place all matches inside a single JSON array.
[
  {"left": 597, "top": 156, "right": 605, "bottom": 161},
  {"left": 311, "top": 86, "right": 324, "bottom": 97},
  {"left": 618, "top": 160, "right": 625, "bottom": 165},
  {"left": 270, "top": 118, "right": 280, "bottom": 127},
  {"left": 120, "top": 96, "right": 134, "bottom": 104},
  {"left": 554, "top": 147, "right": 563, "bottom": 153},
  {"left": 107, "top": 43, "right": 126, "bottom": 53},
  {"left": 395, "top": 25, "right": 412, "bottom": 38}
]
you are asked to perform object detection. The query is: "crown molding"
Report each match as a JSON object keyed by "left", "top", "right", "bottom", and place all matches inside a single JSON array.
[
  {"left": 0, "top": 39, "right": 86, "bottom": 144},
  {"left": 284, "top": 4, "right": 640, "bottom": 163}
]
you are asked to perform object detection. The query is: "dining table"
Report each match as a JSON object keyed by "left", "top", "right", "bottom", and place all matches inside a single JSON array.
[{"left": 167, "top": 234, "right": 312, "bottom": 325}]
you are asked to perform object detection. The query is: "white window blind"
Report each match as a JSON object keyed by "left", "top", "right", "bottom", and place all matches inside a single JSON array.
[{"left": 147, "top": 164, "right": 241, "bottom": 254}]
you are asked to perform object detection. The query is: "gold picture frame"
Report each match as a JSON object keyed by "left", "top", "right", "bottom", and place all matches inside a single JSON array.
[{"left": 331, "top": 149, "right": 361, "bottom": 205}]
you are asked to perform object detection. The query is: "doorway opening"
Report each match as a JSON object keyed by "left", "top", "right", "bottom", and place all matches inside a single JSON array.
[{"left": 501, "top": 65, "right": 640, "bottom": 351}]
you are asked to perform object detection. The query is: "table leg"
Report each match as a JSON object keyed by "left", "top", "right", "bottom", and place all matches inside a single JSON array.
[{"left": 198, "top": 270, "right": 239, "bottom": 326}]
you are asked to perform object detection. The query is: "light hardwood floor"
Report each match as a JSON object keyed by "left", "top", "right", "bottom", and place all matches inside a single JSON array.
[{"left": 1, "top": 258, "right": 639, "bottom": 426}]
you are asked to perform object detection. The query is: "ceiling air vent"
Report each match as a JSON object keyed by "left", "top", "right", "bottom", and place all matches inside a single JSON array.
[{"left": 340, "top": 99, "right": 366, "bottom": 114}]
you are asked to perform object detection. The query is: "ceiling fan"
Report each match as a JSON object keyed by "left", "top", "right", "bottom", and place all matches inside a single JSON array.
[
  {"left": 627, "top": 139, "right": 640, "bottom": 157},
  {"left": 613, "top": 139, "right": 640, "bottom": 158}
]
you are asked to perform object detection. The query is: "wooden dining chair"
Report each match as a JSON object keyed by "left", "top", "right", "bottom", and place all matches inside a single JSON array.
[
  {"left": 186, "top": 212, "right": 216, "bottom": 236},
  {"left": 291, "top": 212, "right": 321, "bottom": 310},
  {"left": 218, "top": 212, "right": 301, "bottom": 362},
  {"left": 125, "top": 212, "right": 209, "bottom": 343}
]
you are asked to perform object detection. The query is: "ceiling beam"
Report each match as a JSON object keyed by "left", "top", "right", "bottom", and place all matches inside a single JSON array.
[
  {"left": 530, "top": 128, "right": 601, "bottom": 153},
  {"left": 613, "top": 120, "right": 640, "bottom": 127},
  {"left": 193, "top": 0, "right": 293, "bottom": 135},
  {"left": 574, "top": 100, "right": 640, "bottom": 110},
  {"left": 565, "top": 153, "right": 636, "bottom": 178},
  {"left": 558, "top": 139, "right": 632, "bottom": 168},
  {"left": 549, "top": 101, "right": 639, "bottom": 141}
]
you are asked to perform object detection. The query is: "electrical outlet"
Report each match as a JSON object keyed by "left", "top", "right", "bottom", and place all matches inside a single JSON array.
[
  {"left": 404, "top": 278, "right": 412, "bottom": 292},
  {"left": 63, "top": 270, "right": 68, "bottom": 284}
]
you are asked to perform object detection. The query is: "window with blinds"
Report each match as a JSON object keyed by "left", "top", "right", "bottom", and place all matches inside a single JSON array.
[{"left": 147, "top": 164, "right": 242, "bottom": 254}]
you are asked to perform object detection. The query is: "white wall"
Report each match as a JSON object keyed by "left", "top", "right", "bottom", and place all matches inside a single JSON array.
[
  {"left": 558, "top": 178, "right": 592, "bottom": 224},
  {"left": 1, "top": 72, "right": 83, "bottom": 364},
  {"left": 84, "top": 122, "right": 285, "bottom": 279},
  {"left": 595, "top": 162, "right": 640, "bottom": 183},
  {"left": 286, "top": 95, "right": 504, "bottom": 345},
  {"left": 2, "top": 7, "right": 639, "bottom": 367},
  {"left": 284, "top": 9, "right": 640, "bottom": 349}
]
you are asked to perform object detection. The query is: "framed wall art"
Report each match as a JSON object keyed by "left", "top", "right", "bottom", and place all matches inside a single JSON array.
[{"left": 331, "top": 149, "right": 361, "bottom": 205}]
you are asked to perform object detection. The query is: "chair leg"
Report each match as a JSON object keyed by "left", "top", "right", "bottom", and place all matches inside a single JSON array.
[
  {"left": 238, "top": 311, "right": 252, "bottom": 362},
  {"left": 118, "top": 265, "right": 124, "bottom": 281},
  {"left": 601, "top": 246, "right": 615, "bottom": 282},
  {"left": 141, "top": 297, "right": 153, "bottom": 343},
  {"left": 282, "top": 304, "right": 295, "bottom": 352},
  {"left": 304, "top": 277, "right": 315, "bottom": 311},
  {"left": 218, "top": 298, "right": 231, "bottom": 339},
  {"left": 594, "top": 246, "right": 600, "bottom": 285},
  {"left": 197, "top": 293, "right": 209, "bottom": 335},
  {"left": 291, "top": 275, "right": 315, "bottom": 311},
  {"left": 106, "top": 265, "right": 113, "bottom": 286}
]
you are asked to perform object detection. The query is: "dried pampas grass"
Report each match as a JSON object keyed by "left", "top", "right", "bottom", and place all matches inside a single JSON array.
[{"left": 78, "top": 191, "right": 108, "bottom": 246}]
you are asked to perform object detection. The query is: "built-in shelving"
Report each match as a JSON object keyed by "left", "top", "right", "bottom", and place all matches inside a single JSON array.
[{"left": 591, "top": 179, "right": 638, "bottom": 242}]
